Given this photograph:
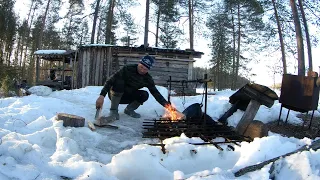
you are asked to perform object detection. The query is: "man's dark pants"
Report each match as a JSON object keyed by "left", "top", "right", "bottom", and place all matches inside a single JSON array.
[{"left": 108, "top": 79, "right": 149, "bottom": 105}]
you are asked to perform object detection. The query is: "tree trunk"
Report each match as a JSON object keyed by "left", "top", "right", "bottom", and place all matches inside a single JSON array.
[
  {"left": 231, "top": 9, "right": 236, "bottom": 90},
  {"left": 235, "top": 3, "right": 241, "bottom": 88},
  {"left": 38, "top": 0, "right": 51, "bottom": 50},
  {"left": 298, "top": 0, "right": 312, "bottom": 71},
  {"left": 213, "top": 68, "right": 216, "bottom": 91},
  {"left": 96, "top": 17, "right": 102, "bottom": 43},
  {"left": 290, "top": 0, "right": 305, "bottom": 75},
  {"left": 91, "top": 0, "right": 101, "bottom": 44},
  {"left": 272, "top": 0, "right": 287, "bottom": 74},
  {"left": 217, "top": 57, "right": 220, "bottom": 91},
  {"left": 20, "top": 0, "right": 36, "bottom": 79},
  {"left": 19, "top": 0, "right": 34, "bottom": 71},
  {"left": 105, "top": 0, "right": 115, "bottom": 44},
  {"left": 144, "top": 0, "right": 150, "bottom": 47},
  {"left": 188, "top": 0, "right": 194, "bottom": 50},
  {"left": 155, "top": 3, "right": 160, "bottom": 47},
  {"left": 14, "top": 35, "right": 21, "bottom": 66}
]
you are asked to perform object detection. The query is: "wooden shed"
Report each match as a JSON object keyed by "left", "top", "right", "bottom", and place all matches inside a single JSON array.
[
  {"left": 34, "top": 50, "right": 77, "bottom": 90},
  {"left": 76, "top": 45, "right": 204, "bottom": 89}
]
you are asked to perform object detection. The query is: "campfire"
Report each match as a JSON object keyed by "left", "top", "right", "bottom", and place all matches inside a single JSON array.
[
  {"left": 162, "top": 104, "right": 186, "bottom": 121},
  {"left": 142, "top": 75, "right": 253, "bottom": 153}
]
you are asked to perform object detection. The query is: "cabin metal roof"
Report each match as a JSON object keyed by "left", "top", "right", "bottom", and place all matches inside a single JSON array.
[{"left": 34, "top": 50, "right": 76, "bottom": 63}]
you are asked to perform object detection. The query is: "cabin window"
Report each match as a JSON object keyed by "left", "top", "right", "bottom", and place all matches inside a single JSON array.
[
  {"left": 124, "top": 59, "right": 127, "bottom": 65},
  {"left": 166, "top": 62, "right": 169, "bottom": 67}
]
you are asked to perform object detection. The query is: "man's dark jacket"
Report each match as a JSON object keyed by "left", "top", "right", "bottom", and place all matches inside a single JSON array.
[{"left": 100, "top": 64, "right": 168, "bottom": 106}]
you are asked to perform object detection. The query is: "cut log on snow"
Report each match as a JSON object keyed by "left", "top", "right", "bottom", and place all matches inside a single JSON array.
[
  {"left": 234, "top": 139, "right": 320, "bottom": 177},
  {"left": 56, "top": 113, "right": 85, "bottom": 127}
]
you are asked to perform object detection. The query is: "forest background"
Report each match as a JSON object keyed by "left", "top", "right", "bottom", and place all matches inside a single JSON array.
[{"left": 1, "top": 0, "right": 320, "bottom": 96}]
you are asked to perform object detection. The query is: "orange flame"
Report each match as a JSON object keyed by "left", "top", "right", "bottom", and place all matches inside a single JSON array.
[{"left": 163, "top": 104, "right": 185, "bottom": 121}]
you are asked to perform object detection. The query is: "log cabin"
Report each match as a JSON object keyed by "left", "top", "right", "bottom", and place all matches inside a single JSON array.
[{"left": 76, "top": 44, "right": 204, "bottom": 91}]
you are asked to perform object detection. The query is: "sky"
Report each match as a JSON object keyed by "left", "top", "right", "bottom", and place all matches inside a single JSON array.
[
  {"left": 13, "top": 0, "right": 320, "bottom": 86},
  {"left": 0, "top": 85, "right": 320, "bottom": 179}
]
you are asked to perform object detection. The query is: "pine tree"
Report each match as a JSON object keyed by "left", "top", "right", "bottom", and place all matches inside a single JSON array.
[
  {"left": 290, "top": 0, "right": 305, "bottom": 75},
  {"left": 0, "top": 0, "right": 17, "bottom": 66},
  {"left": 91, "top": 0, "right": 101, "bottom": 44},
  {"left": 178, "top": 0, "right": 212, "bottom": 50},
  {"left": 62, "top": 0, "right": 84, "bottom": 48},
  {"left": 224, "top": 0, "right": 264, "bottom": 89},
  {"left": 207, "top": 4, "right": 233, "bottom": 90}
]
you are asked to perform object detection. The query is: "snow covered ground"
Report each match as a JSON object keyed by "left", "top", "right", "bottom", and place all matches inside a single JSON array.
[{"left": 0, "top": 85, "right": 319, "bottom": 180}]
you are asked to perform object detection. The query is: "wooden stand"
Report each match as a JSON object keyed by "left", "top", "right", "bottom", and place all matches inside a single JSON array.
[{"left": 218, "top": 83, "right": 278, "bottom": 137}]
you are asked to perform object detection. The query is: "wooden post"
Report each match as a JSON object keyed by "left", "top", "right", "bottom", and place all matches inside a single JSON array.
[
  {"left": 204, "top": 74, "right": 208, "bottom": 125},
  {"left": 62, "top": 56, "right": 65, "bottom": 89},
  {"left": 36, "top": 56, "right": 40, "bottom": 84},
  {"left": 236, "top": 99, "right": 261, "bottom": 135}
]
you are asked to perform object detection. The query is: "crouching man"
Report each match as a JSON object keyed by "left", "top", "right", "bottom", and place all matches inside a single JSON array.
[{"left": 94, "top": 55, "right": 175, "bottom": 126}]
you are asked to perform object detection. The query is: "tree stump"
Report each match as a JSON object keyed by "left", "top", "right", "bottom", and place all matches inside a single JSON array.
[
  {"left": 56, "top": 113, "right": 85, "bottom": 127},
  {"left": 243, "top": 120, "right": 269, "bottom": 139}
]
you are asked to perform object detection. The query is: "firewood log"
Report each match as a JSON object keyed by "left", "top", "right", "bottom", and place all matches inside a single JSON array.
[{"left": 56, "top": 113, "right": 85, "bottom": 127}]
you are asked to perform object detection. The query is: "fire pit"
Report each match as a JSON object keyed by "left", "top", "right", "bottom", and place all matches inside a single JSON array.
[
  {"left": 142, "top": 75, "right": 252, "bottom": 152},
  {"left": 142, "top": 119, "right": 250, "bottom": 141}
]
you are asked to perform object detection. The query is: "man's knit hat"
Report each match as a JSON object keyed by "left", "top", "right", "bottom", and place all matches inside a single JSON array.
[{"left": 140, "top": 55, "right": 155, "bottom": 69}]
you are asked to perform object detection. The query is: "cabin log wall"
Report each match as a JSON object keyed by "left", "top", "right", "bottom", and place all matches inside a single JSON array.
[{"left": 77, "top": 46, "right": 203, "bottom": 91}]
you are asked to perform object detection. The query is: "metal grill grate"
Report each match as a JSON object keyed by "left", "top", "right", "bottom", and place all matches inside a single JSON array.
[{"left": 142, "top": 119, "right": 252, "bottom": 153}]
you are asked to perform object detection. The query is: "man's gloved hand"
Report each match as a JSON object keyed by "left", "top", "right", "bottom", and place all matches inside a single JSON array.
[{"left": 96, "top": 95, "right": 105, "bottom": 109}]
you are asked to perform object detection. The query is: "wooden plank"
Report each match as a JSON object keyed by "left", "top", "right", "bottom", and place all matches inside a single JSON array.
[
  {"left": 84, "top": 50, "right": 90, "bottom": 87},
  {"left": 118, "top": 60, "right": 190, "bottom": 68},
  {"left": 188, "top": 61, "right": 193, "bottom": 80},
  {"left": 76, "top": 51, "right": 82, "bottom": 88},
  {"left": 149, "top": 71, "right": 188, "bottom": 79},
  {"left": 81, "top": 50, "right": 86, "bottom": 88},
  {"left": 95, "top": 49, "right": 100, "bottom": 85},
  {"left": 118, "top": 64, "right": 188, "bottom": 74},
  {"left": 152, "top": 77, "right": 189, "bottom": 86},
  {"left": 86, "top": 49, "right": 90, "bottom": 86},
  {"left": 36, "top": 56, "right": 40, "bottom": 83},
  {"left": 151, "top": 67, "right": 188, "bottom": 73},
  {"left": 62, "top": 56, "right": 66, "bottom": 88},
  {"left": 107, "top": 47, "right": 112, "bottom": 79},
  {"left": 88, "top": 48, "right": 92, "bottom": 85},
  {"left": 116, "top": 54, "right": 195, "bottom": 62},
  {"left": 236, "top": 99, "right": 261, "bottom": 135},
  {"left": 102, "top": 48, "right": 108, "bottom": 85},
  {"left": 90, "top": 47, "right": 96, "bottom": 85},
  {"left": 91, "top": 48, "right": 95, "bottom": 85},
  {"left": 116, "top": 52, "right": 199, "bottom": 59},
  {"left": 98, "top": 49, "right": 103, "bottom": 85}
]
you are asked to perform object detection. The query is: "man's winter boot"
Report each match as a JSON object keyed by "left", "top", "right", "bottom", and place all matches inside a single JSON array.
[
  {"left": 94, "top": 91, "right": 123, "bottom": 126},
  {"left": 124, "top": 101, "right": 141, "bottom": 118}
]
